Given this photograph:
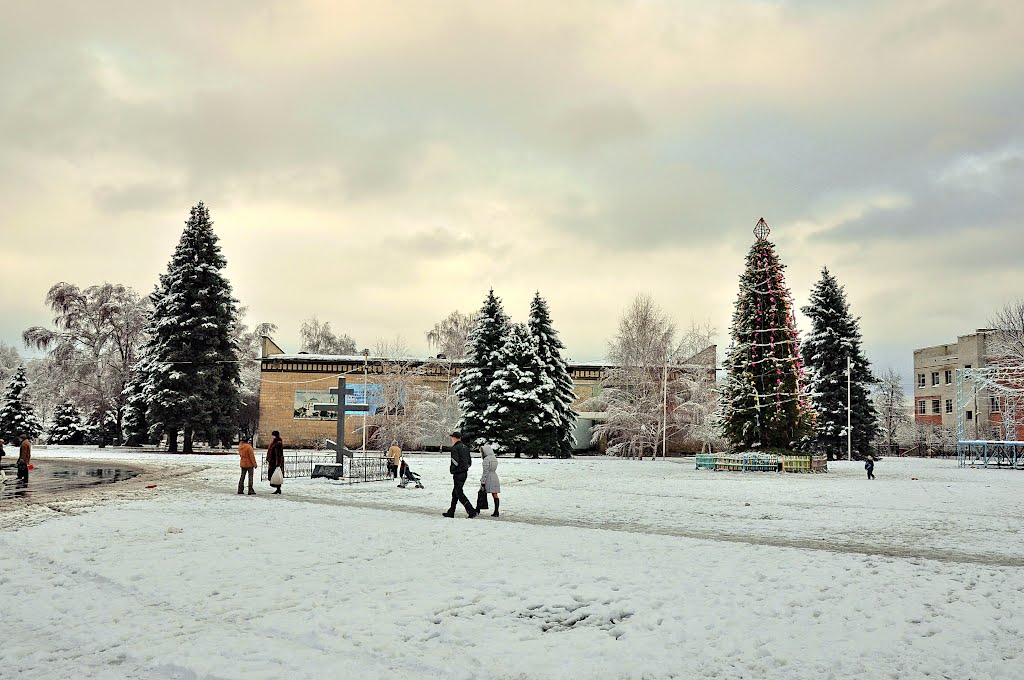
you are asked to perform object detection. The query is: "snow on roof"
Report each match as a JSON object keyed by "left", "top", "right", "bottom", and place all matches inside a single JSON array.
[{"left": 263, "top": 351, "right": 716, "bottom": 370}]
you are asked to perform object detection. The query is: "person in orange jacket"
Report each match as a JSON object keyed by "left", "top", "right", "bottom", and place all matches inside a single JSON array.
[{"left": 238, "top": 437, "right": 258, "bottom": 495}]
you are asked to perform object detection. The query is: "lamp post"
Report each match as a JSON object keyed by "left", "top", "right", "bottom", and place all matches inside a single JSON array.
[
  {"left": 847, "top": 355, "right": 852, "bottom": 461},
  {"left": 362, "top": 348, "right": 369, "bottom": 454},
  {"left": 661, "top": 354, "right": 669, "bottom": 459}
]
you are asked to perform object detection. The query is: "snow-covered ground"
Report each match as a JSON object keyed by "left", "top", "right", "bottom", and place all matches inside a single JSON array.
[{"left": 2, "top": 449, "right": 1022, "bottom": 679}]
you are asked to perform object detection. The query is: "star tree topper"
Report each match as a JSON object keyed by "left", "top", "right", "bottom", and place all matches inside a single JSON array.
[{"left": 754, "top": 217, "right": 771, "bottom": 241}]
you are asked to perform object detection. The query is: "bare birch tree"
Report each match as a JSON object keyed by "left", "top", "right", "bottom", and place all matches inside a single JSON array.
[
  {"left": 22, "top": 282, "right": 149, "bottom": 440},
  {"left": 872, "top": 368, "right": 909, "bottom": 453},
  {"left": 989, "top": 301, "right": 1024, "bottom": 363},
  {"left": 299, "top": 316, "right": 357, "bottom": 355},
  {"left": 584, "top": 295, "right": 717, "bottom": 459},
  {"left": 425, "top": 310, "right": 478, "bottom": 359}
]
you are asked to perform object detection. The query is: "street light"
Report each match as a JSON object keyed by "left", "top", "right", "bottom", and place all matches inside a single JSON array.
[
  {"left": 847, "top": 355, "right": 852, "bottom": 461},
  {"left": 362, "top": 348, "right": 369, "bottom": 454}
]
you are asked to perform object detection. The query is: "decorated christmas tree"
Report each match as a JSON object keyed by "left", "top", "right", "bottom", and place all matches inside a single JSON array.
[
  {"left": 801, "top": 267, "right": 878, "bottom": 459},
  {"left": 0, "top": 366, "right": 42, "bottom": 440},
  {"left": 528, "top": 292, "right": 577, "bottom": 457},
  {"left": 453, "top": 289, "right": 510, "bottom": 446},
  {"left": 488, "top": 323, "right": 555, "bottom": 457},
  {"left": 721, "top": 219, "right": 809, "bottom": 450},
  {"left": 144, "top": 202, "right": 242, "bottom": 452},
  {"left": 49, "top": 400, "right": 85, "bottom": 445}
]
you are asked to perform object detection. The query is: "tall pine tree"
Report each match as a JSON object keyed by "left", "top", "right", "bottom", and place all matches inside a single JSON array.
[
  {"left": 488, "top": 323, "right": 554, "bottom": 458},
  {"left": 801, "top": 267, "right": 878, "bottom": 459},
  {"left": 0, "top": 366, "right": 42, "bottom": 440},
  {"left": 49, "top": 400, "right": 85, "bottom": 444},
  {"left": 453, "top": 289, "right": 510, "bottom": 446},
  {"left": 722, "top": 219, "right": 809, "bottom": 450},
  {"left": 528, "top": 292, "right": 577, "bottom": 457},
  {"left": 144, "top": 202, "right": 242, "bottom": 453}
]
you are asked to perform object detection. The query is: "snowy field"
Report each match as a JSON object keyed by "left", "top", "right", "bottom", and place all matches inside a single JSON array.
[{"left": 2, "top": 450, "right": 1023, "bottom": 679}]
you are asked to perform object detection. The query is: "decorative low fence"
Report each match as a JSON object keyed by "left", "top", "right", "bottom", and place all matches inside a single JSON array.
[
  {"left": 260, "top": 454, "right": 337, "bottom": 481},
  {"left": 261, "top": 453, "right": 392, "bottom": 483},
  {"left": 695, "top": 452, "right": 828, "bottom": 473}
]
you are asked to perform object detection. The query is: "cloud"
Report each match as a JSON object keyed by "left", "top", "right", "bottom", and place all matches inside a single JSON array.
[{"left": 1, "top": 0, "right": 1023, "bottom": 373}]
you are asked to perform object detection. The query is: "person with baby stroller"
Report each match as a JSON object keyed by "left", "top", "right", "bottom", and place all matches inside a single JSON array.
[{"left": 397, "top": 458, "right": 424, "bottom": 489}]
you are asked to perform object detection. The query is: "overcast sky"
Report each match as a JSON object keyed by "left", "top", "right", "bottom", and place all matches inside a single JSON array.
[{"left": 2, "top": 0, "right": 1022, "bottom": 379}]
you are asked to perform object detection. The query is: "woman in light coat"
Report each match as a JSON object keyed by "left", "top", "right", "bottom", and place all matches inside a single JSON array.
[{"left": 478, "top": 444, "right": 501, "bottom": 517}]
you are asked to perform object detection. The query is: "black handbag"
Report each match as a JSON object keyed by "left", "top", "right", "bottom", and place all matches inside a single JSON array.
[{"left": 475, "top": 485, "right": 489, "bottom": 510}]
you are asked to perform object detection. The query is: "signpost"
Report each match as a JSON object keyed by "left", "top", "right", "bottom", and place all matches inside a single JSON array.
[{"left": 311, "top": 376, "right": 369, "bottom": 478}]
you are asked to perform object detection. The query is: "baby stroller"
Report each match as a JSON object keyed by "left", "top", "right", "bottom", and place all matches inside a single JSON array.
[{"left": 397, "top": 459, "right": 424, "bottom": 489}]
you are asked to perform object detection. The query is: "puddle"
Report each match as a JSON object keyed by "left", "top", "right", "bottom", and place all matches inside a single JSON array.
[{"left": 0, "top": 461, "right": 142, "bottom": 501}]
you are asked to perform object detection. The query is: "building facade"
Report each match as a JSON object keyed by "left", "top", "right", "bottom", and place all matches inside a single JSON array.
[
  {"left": 912, "top": 330, "right": 999, "bottom": 437},
  {"left": 256, "top": 337, "right": 717, "bottom": 451}
]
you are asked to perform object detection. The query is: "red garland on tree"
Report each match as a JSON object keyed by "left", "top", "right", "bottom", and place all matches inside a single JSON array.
[{"left": 721, "top": 219, "right": 810, "bottom": 450}]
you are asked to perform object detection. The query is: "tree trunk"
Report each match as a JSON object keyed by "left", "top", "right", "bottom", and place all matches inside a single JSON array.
[
  {"left": 183, "top": 427, "right": 193, "bottom": 454},
  {"left": 168, "top": 428, "right": 179, "bottom": 453}
]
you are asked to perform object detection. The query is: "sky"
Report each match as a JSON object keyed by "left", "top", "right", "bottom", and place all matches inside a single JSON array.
[{"left": 1, "top": 0, "right": 1022, "bottom": 380}]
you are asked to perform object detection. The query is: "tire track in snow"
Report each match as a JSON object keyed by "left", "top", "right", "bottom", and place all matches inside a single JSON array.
[{"left": 208, "top": 484, "right": 1024, "bottom": 569}]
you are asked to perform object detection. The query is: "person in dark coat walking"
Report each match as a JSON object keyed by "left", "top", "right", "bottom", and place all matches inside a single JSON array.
[
  {"left": 267, "top": 431, "right": 285, "bottom": 494},
  {"left": 865, "top": 456, "right": 875, "bottom": 480},
  {"left": 442, "top": 431, "right": 477, "bottom": 518}
]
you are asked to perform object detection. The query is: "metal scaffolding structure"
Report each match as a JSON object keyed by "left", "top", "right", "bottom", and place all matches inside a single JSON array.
[{"left": 955, "top": 366, "right": 1024, "bottom": 468}]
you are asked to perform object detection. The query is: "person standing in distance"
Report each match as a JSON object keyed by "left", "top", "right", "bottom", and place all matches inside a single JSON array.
[
  {"left": 267, "top": 430, "right": 285, "bottom": 494},
  {"left": 238, "top": 437, "right": 257, "bottom": 495},
  {"left": 17, "top": 433, "right": 31, "bottom": 483},
  {"left": 442, "top": 431, "right": 476, "bottom": 518}
]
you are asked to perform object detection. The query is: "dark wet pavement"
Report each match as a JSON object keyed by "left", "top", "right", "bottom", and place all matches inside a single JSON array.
[{"left": 0, "top": 460, "right": 142, "bottom": 501}]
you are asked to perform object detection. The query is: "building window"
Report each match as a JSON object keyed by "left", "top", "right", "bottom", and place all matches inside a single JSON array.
[
  {"left": 932, "top": 372, "right": 940, "bottom": 386},
  {"left": 965, "top": 364, "right": 972, "bottom": 369},
  {"left": 931, "top": 399, "right": 940, "bottom": 414},
  {"left": 917, "top": 400, "right": 927, "bottom": 415},
  {"left": 918, "top": 374, "right": 926, "bottom": 388},
  {"left": 967, "top": 410, "right": 973, "bottom": 421},
  {"left": 945, "top": 370, "right": 953, "bottom": 385},
  {"left": 945, "top": 399, "right": 953, "bottom": 414},
  {"left": 990, "top": 396, "right": 1001, "bottom": 413}
]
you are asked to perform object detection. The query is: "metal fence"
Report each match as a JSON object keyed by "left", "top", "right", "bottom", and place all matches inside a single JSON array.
[
  {"left": 695, "top": 452, "right": 828, "bottom": 473},
  {"left": 260, "top": 454, "right": 391, "bottom": 483},
  {"left": 870, "top": 443, "right": 957, "bottom": 459},
  {"left": 260, "top": 454, "right": 337, "bottom": 481}
]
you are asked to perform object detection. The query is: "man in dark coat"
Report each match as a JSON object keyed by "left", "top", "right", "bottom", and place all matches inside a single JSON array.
[
  {"left": 267, "top": 430, "right": 285, "bottom": 494},
  {"left": 442, "top": 431, "right": 476, "bottom": 518},
  {"left": 865, "top": 456, "right": 875, "bottom": 480}
]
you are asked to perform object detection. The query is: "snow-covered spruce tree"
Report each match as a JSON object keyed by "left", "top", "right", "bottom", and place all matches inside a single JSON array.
[
  {"left": 487, "top": 323, "right": 555, "bottom": 458},
  {"left": 528, "top": 292, "right": 577, "bottom": 458},
  {"left": 453, "top": 289, "right": 510, "bottom": 446},
  {"left": 144, "top": 202, "right": 242, "bottom": 453},
  {"left": 801, "top": 267, "right": 878, "bottom": 459},
  {"left": 0, "top": 366, "right": 42, "bottom": 440},
  {"left": 83, "top": 407, "right": 118, "bottom": 446},
  {"left": 48, "top": 400, "right": 85, "bottom": 444},
  {"left": 721, "top": 220, "right": 810, "bottom": 450},
  {"left": 120, "top": 361, "right": 152, "bottom": 446}
]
